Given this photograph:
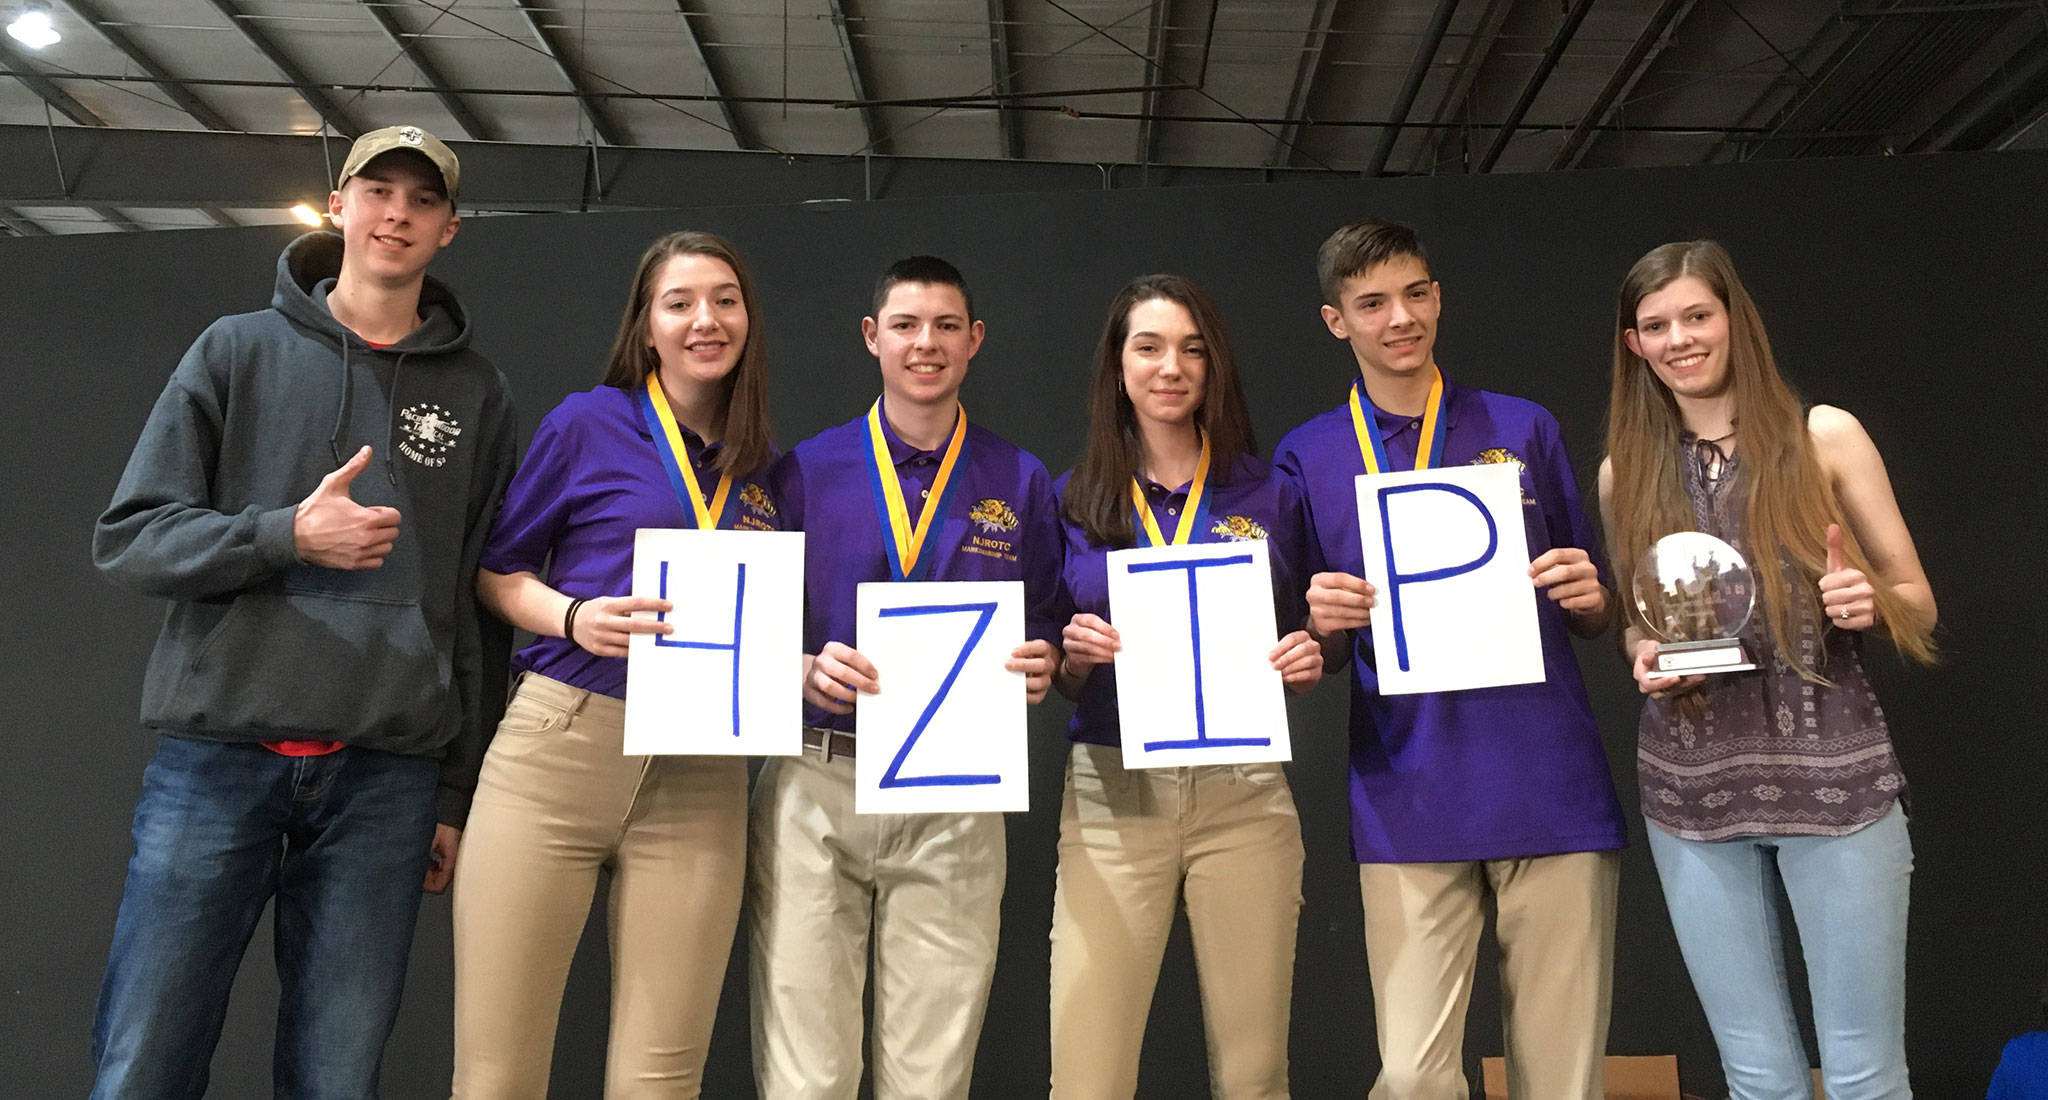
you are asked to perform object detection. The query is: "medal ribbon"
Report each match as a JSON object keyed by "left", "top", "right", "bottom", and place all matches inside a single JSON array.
[
  {"left": 1128, "top": 436, "right": 1213, "bottom": 547},
  {"left": 639, "top": 372, "right": 739, "bottom": 529},
  {"left": 865, "top": 399, "right": 969, "bottom": 582},
  {"left": 1348, "top": 370, "right": 1449, "bottom": 473}
]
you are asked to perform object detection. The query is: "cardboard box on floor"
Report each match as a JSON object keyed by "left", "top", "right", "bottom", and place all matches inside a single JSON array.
[{"left": 1479, "top": 1056, "right": 1827, "bottom": 1100}]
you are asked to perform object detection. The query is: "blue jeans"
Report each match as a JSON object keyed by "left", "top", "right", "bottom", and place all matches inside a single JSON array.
[
  {"left": 90, "top": 736, "right": 438, "bottom": 1099},
  {"left": 1646, "top": 802, "right": 1913, "bottom": 1100}
]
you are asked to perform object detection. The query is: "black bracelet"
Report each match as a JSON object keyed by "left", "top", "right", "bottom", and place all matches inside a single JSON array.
[{"left": 563, "top": 597, "right": 590, "bottom": 642}]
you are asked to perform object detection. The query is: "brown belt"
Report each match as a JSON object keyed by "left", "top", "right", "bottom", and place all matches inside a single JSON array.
[{"left": 801, "top": 726, "right": 857, "bottom": 760}]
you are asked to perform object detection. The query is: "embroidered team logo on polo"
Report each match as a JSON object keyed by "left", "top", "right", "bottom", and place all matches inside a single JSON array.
[
  {"left": 1470, "top": 447, "right": 1526, "bottom": 473},
  {"left": 398, "top": 403, "right": 461, "bottom": 468},
  {"left": 1209, "top": 514, "right": 1268, "bottom": 542},
  {"left": 398, "top": 126, "right": 425, "bottom": 146},
  {"left": 739, "top": 482, "right": 776, "bottom": 519},
  {"left": 969, "top": 498, "right": 1019, "bottom": 534}
]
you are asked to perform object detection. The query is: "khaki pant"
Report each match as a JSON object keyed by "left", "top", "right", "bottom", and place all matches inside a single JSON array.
[
  {"left": 1359, "top": 850, "right": 1620, "bottom": 1100},
  {"left": 1050, "top": 742, "right": 1304, "bottom": 1100},
  {"left": 747, "top": 750, "right": 1004, "bottom": 1100},
  {"left": 451, "top": 674, "right": 748, "bottom": 1099}
]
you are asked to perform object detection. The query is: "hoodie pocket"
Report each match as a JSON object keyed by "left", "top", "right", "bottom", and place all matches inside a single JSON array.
[{"left": 162, "top": 581, "right": 453, "bottom": 741}]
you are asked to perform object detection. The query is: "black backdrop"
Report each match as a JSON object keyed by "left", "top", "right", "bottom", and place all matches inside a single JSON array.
[{"left": 3, "top": 150, "right": 2043, "bottom": 1097}]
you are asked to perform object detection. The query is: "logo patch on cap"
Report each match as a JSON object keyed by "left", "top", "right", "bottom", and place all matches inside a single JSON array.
[{"left": 398, "top": 126, "right": 424, "bottom": 146}]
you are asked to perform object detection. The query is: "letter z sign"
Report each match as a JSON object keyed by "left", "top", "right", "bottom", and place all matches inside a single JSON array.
[
  {"left": 855, "top": 580, "right": 1029, "bottom": 813},
  {"left": 1353, "top": 464, "right": 1545, "bottom": 695}
]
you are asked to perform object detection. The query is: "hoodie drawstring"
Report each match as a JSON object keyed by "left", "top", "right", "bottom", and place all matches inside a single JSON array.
[{"left": 326, "top": 337, "right": 405, "bottom": 486}]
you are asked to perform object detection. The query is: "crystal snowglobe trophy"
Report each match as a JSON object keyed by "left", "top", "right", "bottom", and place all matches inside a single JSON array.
[{"left": 1631, "top": 532, "right": 1759, "bottom": 675}]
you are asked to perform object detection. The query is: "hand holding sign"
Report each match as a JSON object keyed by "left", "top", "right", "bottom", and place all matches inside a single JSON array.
[
  {"left": 1006, "top": 638, "right": 1059, "bottom": 704},
  {"left": 1530, "top": 547, "right": 1607, "bottom": 618},
  {"left": 1306, "top": 572, "right": 1376, "bottom": 635},
  {"left": 1269, "top": 630, "right": 1324, "bottom": 690},
  {"left": 806, "top": 641, "right": 880, "bottom": 715},
  {"left": 571, "top": 595, "right": 675, "bottom": 657},
  {"left": 1060, "top": 613, "right": 1121, "bottom": 678},
  {"left": 1818, "top": 523, "right": 1876, "bottom": 630},
  {"left": 294, "top": 445, "right": 401, "bottom": 569}
]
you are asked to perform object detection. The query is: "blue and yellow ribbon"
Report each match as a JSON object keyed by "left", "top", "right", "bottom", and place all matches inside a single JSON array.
[
  {"left": 1129, "top": 436, "right": 1213, "bottom": 547},
  {"left": 639, "top": 372, "right": 740, "bottom": 529},
  {"left": 1348, "top": 370, "right": 1448, "bottom": 473},
  {"left": 865, "top": 399, "right": 969, "bottom": 582}
]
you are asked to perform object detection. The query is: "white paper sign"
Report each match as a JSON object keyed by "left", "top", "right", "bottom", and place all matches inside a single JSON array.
[
  {"left": 1105, "top": 540, "right": 1291, "bottom": 768},
  {"left": 1353, "top": 463, "right": 1544, "bottom": 695},
  {"left": 854, "top": 580, "right": 1028, "bottom": 814},
  {"left": 624, "top": 529, "right": 805, "bottom": 755}
]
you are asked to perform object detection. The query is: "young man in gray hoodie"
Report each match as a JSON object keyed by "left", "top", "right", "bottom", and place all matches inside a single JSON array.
[{"left": 88, "top": 126, "right": 516, "bottom": 1097}]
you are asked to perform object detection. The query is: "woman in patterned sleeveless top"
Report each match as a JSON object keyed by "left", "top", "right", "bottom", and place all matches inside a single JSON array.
[{"left": 1599, "top": 240, "right": 1938, "bottom": 1100}]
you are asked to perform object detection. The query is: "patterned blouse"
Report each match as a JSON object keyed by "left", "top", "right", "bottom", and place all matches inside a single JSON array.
[{"left": 1637, "top": 440, "right": 1906, "bottom": 841}]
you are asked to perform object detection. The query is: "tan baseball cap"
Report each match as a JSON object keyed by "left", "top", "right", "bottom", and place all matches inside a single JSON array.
[{"left": 337, "top": 125, "right": 460, "bottom": 204}]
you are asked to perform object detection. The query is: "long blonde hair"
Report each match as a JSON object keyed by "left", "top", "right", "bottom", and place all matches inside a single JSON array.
[{"left": 1605, "top": 241, "right": 1934, "bottom": 677}]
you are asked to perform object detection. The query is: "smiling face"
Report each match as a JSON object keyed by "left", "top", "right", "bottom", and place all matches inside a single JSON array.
[
  {"left": 862, "top": 280, "right": 985, "bottom": 409},
  {"left": 1320, "top": 253, "right": 1440, "bottom": 382},
  {"left": 1120, "top": 296, "right": 1207, "bottom": 432},
  {"left": 327, "top": 151, "right": 458, "bottom": 287},
  {"left": 645, "top": 251, "right": 748, "bottom": 396},
  {"left": 1626, "top": 274, "right": 1732, "bottom": 401}
]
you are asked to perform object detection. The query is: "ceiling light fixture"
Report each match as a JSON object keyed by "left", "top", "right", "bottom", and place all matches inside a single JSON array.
[
  {"left": 6, "top": 5, "right": 60, "bottom": 49},
  {"left": 290, "top": 203, "right": 325, "bottom": 227}
]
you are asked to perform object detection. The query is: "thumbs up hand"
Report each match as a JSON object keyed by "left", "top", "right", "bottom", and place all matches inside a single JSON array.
[
  {"left": 1818, "top": 522, "right": 1875, "bottom": 630},
  {"left": 293, "top": 446, "right": 402, "bottom": 569}
]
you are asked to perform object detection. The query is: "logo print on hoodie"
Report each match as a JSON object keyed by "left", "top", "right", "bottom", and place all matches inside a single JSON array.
[{"left": 399, "top": 403, "right": 462, "bottom": 468}]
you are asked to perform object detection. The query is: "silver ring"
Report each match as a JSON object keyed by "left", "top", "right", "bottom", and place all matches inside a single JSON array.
[{"left": 1838, "top": 608, "right": 1851, "bottom": 620}]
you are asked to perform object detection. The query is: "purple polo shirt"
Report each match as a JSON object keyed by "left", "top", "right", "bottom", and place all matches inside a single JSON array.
[
  {"left": 769, "top": 408, "right": 1066, "bottom": 734},
  {"left": 1054, "top": 456, "right": 1310, "bottom": 746},
  {"left": 1273, "top": 377, "right": 1626, "bottom": 864},
  {"left": 478, "top": 384, "right": 780, "bottom": 700}
]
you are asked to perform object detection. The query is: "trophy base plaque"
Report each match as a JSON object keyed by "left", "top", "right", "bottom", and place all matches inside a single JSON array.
[{"left": 1655, "top": 638, "right": 1756, "bottom": 675}]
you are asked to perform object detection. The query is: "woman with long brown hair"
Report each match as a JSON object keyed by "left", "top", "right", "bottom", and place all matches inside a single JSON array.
[
  {"left": 1601, "top": 240, "right": 1936, "bottom": 1099},
  {"left": 451, "top": 230, "right": 779, "bottom": 1095},
  {"left": 1049, "top": 274, "right": 1324, "bottom": 1097}
]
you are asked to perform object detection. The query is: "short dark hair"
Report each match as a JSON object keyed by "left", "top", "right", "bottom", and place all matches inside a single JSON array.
[
  {"left": 1316, "top": 219, "right": 1431, "bottom": 306},
  {"left": 871, "top": 255, "right": 975, "bottom": 321}
]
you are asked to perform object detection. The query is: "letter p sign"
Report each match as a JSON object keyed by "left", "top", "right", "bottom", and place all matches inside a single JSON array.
[{"left": 1353, "top": 464, "right": 1545, "bottom": 695}]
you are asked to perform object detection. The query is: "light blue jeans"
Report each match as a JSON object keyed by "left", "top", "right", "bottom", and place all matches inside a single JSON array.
[{"left": 1646, "top": 801, "right": 1913, "bottom": 1100}]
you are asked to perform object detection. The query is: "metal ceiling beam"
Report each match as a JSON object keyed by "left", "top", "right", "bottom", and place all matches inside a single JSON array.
[
  {"left": 1549, "top": 0, "right": 1694, "bottom": 169},
  {"left": 1908, "top": 31, "right": 2048, "bottom": 151},
  {"left": 0, "top": 125, "right": 1347, "bottom": 212},
  {"left": 1269, "top": 0, "right": 1342, "bottom": 169},
  {"left": 673, "top": 2, "right": 751, "bottom": 150},
  {"left": 200, "top": 205, "right": 240, "bottom": 228},
  {"left": 0, "top": 206, "right": 51, "bottom": 236},
  {"left": 1478, "top": 0, "right": 1595, "bottom": 172},
  {"left": 202, "top": 0, "right": 362, "bottom": 138},
  {"left": 0, "top": 36, "right": 107, "bottom": 126},
  {"left": 987, "top": 0, "right": 1020, "bottom": 159},
  {"left": 358, "top": 0, "right": 495, "bottom": 142},
  {"left": 512, "top": 0, "right": 627, "bottom": 146},
  {"left": 1993, "top": 89, "right": 2048, "bottom": 148},
  {"left": 1136, "top": 0, "right": 1173, "bottom": 166},
  {"left": 1413, "top": 0, "right": 1515, "bottom": 174},
  {"left": 55, "top": 0, "right": 233, "bottom": 131},
  {"left": 825, "top": 0, "right": 884, "bottom": 154},
  {"left": 1365, "top": 0, "right": 1460, "bottom": 176},
  {"left": 1701, "top": 10, "right": 1852, "bottom": 164}
]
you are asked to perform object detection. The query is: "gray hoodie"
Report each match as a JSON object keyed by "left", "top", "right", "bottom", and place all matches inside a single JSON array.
[{"left": 94, "top": 231, "right": 516, "bottom": 826}]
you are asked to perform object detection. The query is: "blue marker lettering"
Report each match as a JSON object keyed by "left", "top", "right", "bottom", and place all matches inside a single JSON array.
[
  {"left": 1126, "top": 554, "right": 1272, "bottom": 752},
  {"left": 1376, "top": 483, "right": 1498, "bottom": 672},
  {"left": 654, "top": 560, "right": 746, "bottom": 736},
  {"left": 876, "top": 601, "right": 1001, "bottom": 788}
]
